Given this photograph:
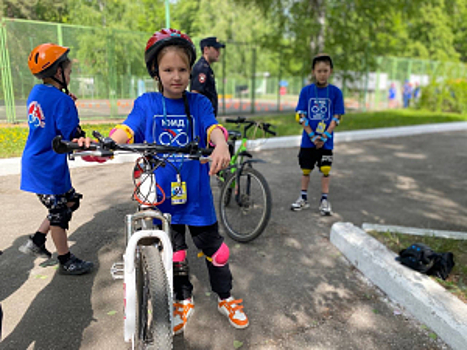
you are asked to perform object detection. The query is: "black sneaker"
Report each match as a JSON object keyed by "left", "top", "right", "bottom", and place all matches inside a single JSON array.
[
  {"left": 19, "top": 236, "right": 52, "bottom": 259},
  {"left": 59, "top": 254, "right": 94, "bottom": 275}
]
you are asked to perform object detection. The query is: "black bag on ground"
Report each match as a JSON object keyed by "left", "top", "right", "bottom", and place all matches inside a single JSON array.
[
  {"left": 428, "top": 252, "right": 455, "bottom": 280},
  {"left": 397, "top": 243, "right": 437, "bottom": 273},
  {"left": 397, "top": 243, "right": 455, "bottom": 280}
]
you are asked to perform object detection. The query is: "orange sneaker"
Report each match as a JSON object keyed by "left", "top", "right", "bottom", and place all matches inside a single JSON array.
[
  {"left": 218, "top": 296, "right": 249, "bottom": 329},
  {"left": 173, "top": 298, "right": 194, "bottom": 335}
]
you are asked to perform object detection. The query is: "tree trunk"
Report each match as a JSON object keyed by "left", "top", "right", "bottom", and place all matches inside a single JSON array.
[{"left": 309, "top": 0, "right": 326, "bottom": 55}]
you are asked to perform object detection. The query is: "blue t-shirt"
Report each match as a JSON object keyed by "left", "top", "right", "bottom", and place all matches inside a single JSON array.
[
  {"left": 296, "top": 83, "right": 345, "bottom": 149},
  {"left": 21, "top": 85, "right": 79, "bottom": 195},
  {"left": 123, "top": 92, "right": 218, "bottom": 226}
]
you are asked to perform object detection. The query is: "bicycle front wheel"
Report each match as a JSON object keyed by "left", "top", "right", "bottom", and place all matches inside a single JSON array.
[
  {"left": 136, "top": 246, "right": 172, "bottom": 350},
  {"left": 219, "top": 167, "right": 272, "bottom": 242}
]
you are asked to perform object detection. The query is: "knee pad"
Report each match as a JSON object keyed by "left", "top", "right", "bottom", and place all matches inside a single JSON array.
[
  {"left": 173, "top": 250, "right": 189, "bottom": 276},
  {"left": 320, "top": 165, "right": 331, "bottom": 177},
  {"left": 173, "top": 250, "right": 186, "bottom": 262},
  {"left": 48, "top": 207, "right": 72, "bottom": 230},
  {"left": 67, "top": 191, "right": 83, "bottom": 212},
  {"left": 211, "top": 242, "right": 229, "bottom": 267},
  {"left": 302, "top": 169, "right": 311, "bottom": 176}
]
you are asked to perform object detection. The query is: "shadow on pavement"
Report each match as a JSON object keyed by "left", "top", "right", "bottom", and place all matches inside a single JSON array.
[{"left": 0, "top": 202, "right": 131, "bottom": 350}]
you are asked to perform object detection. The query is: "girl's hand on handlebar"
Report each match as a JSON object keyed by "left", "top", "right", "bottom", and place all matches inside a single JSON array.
[
  {"left": 72, "top": 136, "right": 93, "bottom": 149},
  {"left": 209, "top": 142, "right": 230, "bottom": 176}
]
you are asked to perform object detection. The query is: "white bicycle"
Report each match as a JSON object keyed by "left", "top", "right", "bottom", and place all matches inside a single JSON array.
[{"left": 53, "top": 133, "right": 211, "bottom": 350}]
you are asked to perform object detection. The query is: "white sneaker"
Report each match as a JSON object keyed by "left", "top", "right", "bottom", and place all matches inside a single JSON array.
[
  {"left": 173, "top": 298, "right": 194, "bottom": 335},
  {"left": 319, "top": 199, "right": 332, "bottom": 216},
  {"left": 218, "top": 296, "right": 249, "bottom": 329},
  {"left": 291, "top": 197, "right": 310, "bottom": 211}
]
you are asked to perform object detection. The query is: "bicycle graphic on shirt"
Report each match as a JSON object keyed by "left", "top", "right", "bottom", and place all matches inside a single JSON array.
[
  {"left": 309, "top": 98, "right": 331, "bottom": 121},
  {"left": 158, "top": 129, "right": 189, "bottom": 147}
]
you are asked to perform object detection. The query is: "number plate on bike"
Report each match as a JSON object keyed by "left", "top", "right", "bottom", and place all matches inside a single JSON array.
[{"left": 171, "top": 182, "right": 187, "bottom": 205}]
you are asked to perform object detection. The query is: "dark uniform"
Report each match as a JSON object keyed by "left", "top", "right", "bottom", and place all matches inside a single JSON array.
[{"left": 190, "top": 37, "right": 225, "bottom": 117}]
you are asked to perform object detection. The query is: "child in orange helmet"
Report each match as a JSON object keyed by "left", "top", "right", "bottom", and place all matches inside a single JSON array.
[{"left": 19, "top": 43, "right": 93, "bottom": 275}]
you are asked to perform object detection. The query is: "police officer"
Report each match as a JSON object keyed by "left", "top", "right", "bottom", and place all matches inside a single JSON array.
[{"left": 190, "top": 37, "right": 225, "bottom": 117}]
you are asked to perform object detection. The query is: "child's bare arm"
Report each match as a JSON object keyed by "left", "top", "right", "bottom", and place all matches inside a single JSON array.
[{"left": 209, "top": 128, "right": 230, "bottom": 176}]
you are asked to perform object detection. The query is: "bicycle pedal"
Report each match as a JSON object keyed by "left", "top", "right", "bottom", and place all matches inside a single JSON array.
[{"left": 110, "top": 262, "right": 124, "bottom": 280}]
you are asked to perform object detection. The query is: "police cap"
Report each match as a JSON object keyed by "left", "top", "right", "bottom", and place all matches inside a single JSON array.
[{"left": 200, "top": 37, "right": 225, "bottom": 51}]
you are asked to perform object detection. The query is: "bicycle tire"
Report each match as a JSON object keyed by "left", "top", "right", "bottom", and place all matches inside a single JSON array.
[
  {"left": 218, "top": 166, "right": 272, "bottom": 242},
  {"left": 136, "top": 246, "right": 172, "bottom": 350}
]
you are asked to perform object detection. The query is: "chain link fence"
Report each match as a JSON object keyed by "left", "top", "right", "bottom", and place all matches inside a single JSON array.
[{"left": 1, "top": 18, "right": 466, "bottom": 123}]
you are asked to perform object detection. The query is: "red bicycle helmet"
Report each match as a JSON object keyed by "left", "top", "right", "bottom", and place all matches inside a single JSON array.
[
  {"left": 28, "top": 43, "right": 70, "bottom": 79},
  {"left": 145, "top": 28, "right": 196, "bottom": 78}
]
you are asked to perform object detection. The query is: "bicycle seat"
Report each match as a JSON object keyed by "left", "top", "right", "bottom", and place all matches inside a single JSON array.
[{"left": 228, "top": 130, "right": 242, "bottom": 139}]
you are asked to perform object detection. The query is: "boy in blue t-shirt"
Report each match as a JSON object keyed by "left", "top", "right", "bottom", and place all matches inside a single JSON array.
[
  {"left": 19, "top": 43, "right": 93, "bottom": 275},
  {"left": 291, "top": 54, "right": 345, "bottom": 215}
]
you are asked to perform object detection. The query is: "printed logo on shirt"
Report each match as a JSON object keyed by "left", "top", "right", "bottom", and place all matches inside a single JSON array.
[
  {"left": 158, "top": 116, "right": 190, "bottom": 147},
  {"left": 198, "top": 73, "right": 206, "bottom": 84},
  {"left": 308, "top": 98, "right": 330, "bottom": 121},
  {"left": 28, "top": 102, "right": 46, "bottom": 128}
]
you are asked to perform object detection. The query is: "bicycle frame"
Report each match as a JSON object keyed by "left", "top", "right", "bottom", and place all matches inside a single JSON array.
[{"left": 120, "top": 209, "right": 174, "bottom": 345}]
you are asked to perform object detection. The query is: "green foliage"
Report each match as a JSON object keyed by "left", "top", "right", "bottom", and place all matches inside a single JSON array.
[
  {"left": 418, "top": 79, "right": 467, "bottom": 113},
  {"left": 2, "top": 0, "right": 68, "bottom": 22}
]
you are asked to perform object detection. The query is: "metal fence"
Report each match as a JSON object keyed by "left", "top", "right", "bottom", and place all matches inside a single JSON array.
[{"left": 1, "top": 17, "right": 466, "bottom": 123}]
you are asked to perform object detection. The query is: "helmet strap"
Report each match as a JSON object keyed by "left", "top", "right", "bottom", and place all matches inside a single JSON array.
[{"left": 51, "top": 63, "right": 69, "bottom": 95}]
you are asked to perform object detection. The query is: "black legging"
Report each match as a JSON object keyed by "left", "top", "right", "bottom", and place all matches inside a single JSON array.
[{"left": 171, "top": 222, "right": 232, "bottom": 300}]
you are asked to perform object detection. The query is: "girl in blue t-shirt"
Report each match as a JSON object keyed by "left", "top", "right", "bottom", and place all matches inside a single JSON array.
[
  {"left": 103, "top": 29, "right": 249, "bottom": 334},
  {"left": 291, "top": 54, "right": 345, "bottom": 215}
]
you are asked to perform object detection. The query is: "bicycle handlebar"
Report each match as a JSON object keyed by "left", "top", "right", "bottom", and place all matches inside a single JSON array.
[
  {"left": 52, "top": 134, "right": 213, "bottom": 159},
  {"left": 225, "top": 117, "right": 276, "bottom": 136}
]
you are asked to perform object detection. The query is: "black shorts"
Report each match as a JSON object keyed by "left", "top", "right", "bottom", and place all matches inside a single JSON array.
[{"left": 298, "top": 148, "right": 333, "bottom": 171}]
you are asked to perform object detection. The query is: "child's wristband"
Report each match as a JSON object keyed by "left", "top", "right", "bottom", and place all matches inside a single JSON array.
[
  {"left": 207, "top": 124, "right": 228, "bottom": 147},
  {"left": 300, "top": 117, "right": 309, "bottom": 127},
  {"left": 311, "top": 135, "right": 320, "bottom": 143},
  {"left": 323, "top": 131, "right": 332, "bottom": 139},
  {"left": 110, "top": 124, "right": 134, "bottom": 144},
  {"left": 308, "top": 131, "right": 315, "bottom": 138},
  {"left": 332, "top": 117, "right": 340, "bottom": 126}
]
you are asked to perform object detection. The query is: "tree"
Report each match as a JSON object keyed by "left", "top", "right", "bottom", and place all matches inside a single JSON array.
[{"left": 1, "top": 0, "right": 68, "bottom": 22}]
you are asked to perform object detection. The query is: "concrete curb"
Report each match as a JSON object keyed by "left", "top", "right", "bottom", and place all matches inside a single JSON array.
[
  {"left": 2, "top": 121, "right": 467, "bottom": 176},
  {"left": 362, "top": 223, "right": 467, "bottom": 241},
  {"left": 330, "top": 222, "right": 467, "bottom": 350}
]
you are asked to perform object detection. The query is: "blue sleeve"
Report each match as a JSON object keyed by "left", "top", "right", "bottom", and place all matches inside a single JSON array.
[
  {"left": 192, "top": 94, "right": 217, "bottom": 146},
  {"left": 123, "top": 96, "right": 147, "bottom": 143},
  {"left": 334, "top": 88, "right": 345, "bottom": 115},
  {"left": 296, "top": 87, "right": 308, "bottom": 112},
  {"left": 56, "top": 97, "right": 79, "bottom": 141}
]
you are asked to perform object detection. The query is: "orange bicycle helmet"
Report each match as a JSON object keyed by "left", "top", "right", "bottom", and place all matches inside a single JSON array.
[
  {"left": 28, "top": 43, "right": 70, "bottom": 79},
  {"left": 144, "top": 28, "right": 196, "bottom": 78}
]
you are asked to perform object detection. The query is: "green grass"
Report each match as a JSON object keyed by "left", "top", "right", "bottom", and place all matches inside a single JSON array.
[
  {"left": 246, "top": 109, "right": 467, "bottom": 136},
  {"left": 1, "top": 109, "right": 467, "bottom": 158},
  {"left": 368, "top": 231, "right": 467, "bottom": 303}
]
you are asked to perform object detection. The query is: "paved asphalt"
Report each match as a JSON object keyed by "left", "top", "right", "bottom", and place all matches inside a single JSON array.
[{"left": 1, "top": 130, "right": 466, "bottom": 350}]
